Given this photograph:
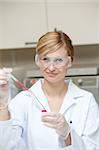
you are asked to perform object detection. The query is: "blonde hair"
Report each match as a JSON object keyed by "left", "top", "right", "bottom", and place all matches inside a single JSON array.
[{"left": 36, "top": 31, "right": 74, "bottom": 62}]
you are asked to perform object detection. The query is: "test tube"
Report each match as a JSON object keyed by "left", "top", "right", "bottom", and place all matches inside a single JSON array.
[{"left": 10, "top": 74, "right": 47, "bottom": 112}]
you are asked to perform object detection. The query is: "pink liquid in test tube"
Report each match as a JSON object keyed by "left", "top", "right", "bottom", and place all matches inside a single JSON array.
[{"left": 10, "top": 74, "right": 47, "bottom": 112}]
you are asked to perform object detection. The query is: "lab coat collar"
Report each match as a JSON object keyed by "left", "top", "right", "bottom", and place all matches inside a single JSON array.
[
  {"left": 59, "top": 80, "right": 85, "bottom": 114},
  {"left": 30, "top": 79, "right": 85, "bottom": 113}
]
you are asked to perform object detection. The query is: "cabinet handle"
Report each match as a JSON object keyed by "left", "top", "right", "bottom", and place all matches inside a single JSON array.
[{"left": 25, "top": 42, "right": 37, "bottom": 45}]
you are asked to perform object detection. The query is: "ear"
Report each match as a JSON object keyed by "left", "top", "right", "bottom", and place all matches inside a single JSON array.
[
  {"left": 67, "top": 57, "right": 72, "bottom": 68},
  {"left": 35, "top": 54, "right": 40, "bottom": 67}
]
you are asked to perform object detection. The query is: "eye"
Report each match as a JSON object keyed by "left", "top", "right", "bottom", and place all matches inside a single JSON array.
[
  {"left": 41, "top": 57, "right": 50, "bottom": 63},
  {"left": 55, "top": 58, "right": 64, "bottom": 63}
]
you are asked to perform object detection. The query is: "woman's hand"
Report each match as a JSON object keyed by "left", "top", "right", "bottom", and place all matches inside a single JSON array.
[
  {"left": 0, "top": 109, "right": 10, "bottom": 120},
  {"left": 41, "top": 112, "right": 70, "bottom": 140},
  {"left": 0, "top": 68, "right": 12, "bottom": 108}
]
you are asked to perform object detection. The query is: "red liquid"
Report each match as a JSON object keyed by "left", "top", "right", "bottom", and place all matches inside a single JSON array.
[{"left": 42, "top": 109, "right": 47, "bottom": 112}]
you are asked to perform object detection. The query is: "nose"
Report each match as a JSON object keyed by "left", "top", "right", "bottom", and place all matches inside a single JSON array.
[{"left": 47, "top": 63, "right": 56, "bottom": 71}]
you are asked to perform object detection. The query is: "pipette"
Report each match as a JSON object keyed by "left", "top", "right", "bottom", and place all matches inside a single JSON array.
[{"left": 10, "top": 74, "right": 47, "bottom": 112}]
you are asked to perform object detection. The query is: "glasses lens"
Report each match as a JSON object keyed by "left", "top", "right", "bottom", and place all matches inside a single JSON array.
[
  {"left": 40, "top": 57, "right": 50, "bottom": 68},
  {"left": 39, "top": 57, "right": 69, "bottom": 68},
  {"left": 54, "top": 58, "right": 68, "bottom": 68}
]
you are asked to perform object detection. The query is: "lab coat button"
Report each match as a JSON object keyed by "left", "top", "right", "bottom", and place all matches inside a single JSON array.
[{"left": 70, "top": 120, "right": 72, "bottom": 124}]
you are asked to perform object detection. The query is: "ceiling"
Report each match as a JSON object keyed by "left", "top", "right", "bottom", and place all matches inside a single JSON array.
[{"left": 0, "top": 0, "right": 99, "bottom": 2}]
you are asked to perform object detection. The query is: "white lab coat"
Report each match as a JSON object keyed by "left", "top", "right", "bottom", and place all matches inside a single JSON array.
[
  {"left": 0, "top": 119, "right": 26, "bottom": 150},
  {"left": 7, "top": 79, "right": 99, "bottom": 150}
]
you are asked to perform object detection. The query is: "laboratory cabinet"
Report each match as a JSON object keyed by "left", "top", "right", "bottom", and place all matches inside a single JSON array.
[
  {"left": 0, "top": 1, "right": 99, "bottom": 49},
  {"left": 0, "top": 2, "right": 47, "bottom": 49},
  {"left": 47, "top": 2, "right": 98, "bottom": 45}
]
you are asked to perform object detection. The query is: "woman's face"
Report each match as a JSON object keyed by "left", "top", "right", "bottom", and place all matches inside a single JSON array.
[{"left": 38, "top": 47, "right": 71, "bottom": 83}]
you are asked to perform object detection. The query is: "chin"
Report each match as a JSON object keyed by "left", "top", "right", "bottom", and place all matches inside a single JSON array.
[{"left": 46, "top": 76, "right": 63, "bottom": 84}]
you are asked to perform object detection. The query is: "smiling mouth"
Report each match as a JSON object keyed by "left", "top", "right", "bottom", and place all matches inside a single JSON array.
[
  {"left": 47, "top": 73, "right": 57, "bottom": 77},
  {"left": 48, "top": 74, "right": 54, "bottom": 77}
]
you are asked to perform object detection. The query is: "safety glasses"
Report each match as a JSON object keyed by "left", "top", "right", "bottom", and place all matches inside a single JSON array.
[{"left": 39, "top": 56, "right": 70, "bottom": 69}]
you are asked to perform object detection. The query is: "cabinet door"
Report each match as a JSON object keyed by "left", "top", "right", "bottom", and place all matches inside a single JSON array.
[
  {"left": 47, "top": 2, "right": 98, "bottom": 45},
  {"left": 0, "top": 2, "right": 47, "bottom": 49},
  {"left": 0, "top": 4, "right": 4, "bottom": 47},
  {"left": 98, "top": 3, "right": 99, "bottom": 42}
]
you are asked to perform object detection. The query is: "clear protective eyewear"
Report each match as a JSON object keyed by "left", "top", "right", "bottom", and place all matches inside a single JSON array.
[{"left": 39, "top": 56, "right": 70, "bottom": 69}]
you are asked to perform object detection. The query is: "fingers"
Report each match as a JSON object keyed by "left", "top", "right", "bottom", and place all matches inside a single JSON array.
[
  {"left": 41, "top": 112, "right": 70, "bottom": 139},
  {"left": 41, "top": 112, "right": 65, "bottom": 129},
  {"left": 0, "top": 80, "right": 8, "bottom": 86},
  {"left": 0, "top": 68, "right": 12, "bottom": 86},
  {"left": 42, "top": 112, "right": 61, "bottom": 122},
  {"left": 41, "top": 112, "right": 57, "bottom": 128},
  {"left": 3, "top": 68, "right": 12, "bottom": 74},
  {"left": 0, "top": 68, "right": 12, "bottom": 107},
  {"left": 42, "top": 112, "right": 64, "bottom": 122},
  {"left": 0, "top": 72, "right": 8, "bottom": 85}
]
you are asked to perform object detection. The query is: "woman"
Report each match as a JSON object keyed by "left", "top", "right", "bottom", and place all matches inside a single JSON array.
[{"left": 0, "top": 31, "right": 99, "bottom": 150}]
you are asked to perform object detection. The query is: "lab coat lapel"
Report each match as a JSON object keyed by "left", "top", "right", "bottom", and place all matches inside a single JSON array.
[
  {"left": 59, "top": 80, "right": 90, "bottom": 136},
  {"left": 60, "top": 80, "right": 81, "bottom": 114},
  {"left": 59, "top": 93, "right": 75, "bottom": 114},
  {"left": 72, "top": 97, "right": 90, "bottom": 136}
]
